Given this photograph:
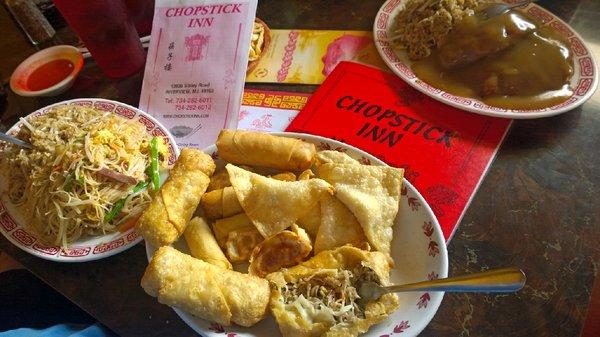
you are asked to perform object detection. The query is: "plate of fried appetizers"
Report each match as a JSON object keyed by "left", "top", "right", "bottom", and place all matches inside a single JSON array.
[
  {"left": 374, "top": 0, "right": 598, "bottom": 119},
  {"left": 140, "top": 130, "right": 448, "bottom": 337}
]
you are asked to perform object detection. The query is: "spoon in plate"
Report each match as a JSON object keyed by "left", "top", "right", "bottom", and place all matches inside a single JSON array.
[{"left": 358, "top": 267, "right": 526, "bottom": 304}]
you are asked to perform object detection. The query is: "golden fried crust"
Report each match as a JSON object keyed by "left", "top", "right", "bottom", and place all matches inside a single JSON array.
[
  {"left": 142, "top": 246, "right": 270, "bottom": 327},
  {"left": 226, "top": 164, "right": 333, "bottom": 237},
  {"left": 267, "top": 246, "right": 399, "bottom": 337},
  {"left": 137, "top": 148, "right": 214, "bottom": 247}
]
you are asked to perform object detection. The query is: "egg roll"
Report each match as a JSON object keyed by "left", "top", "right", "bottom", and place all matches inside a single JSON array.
[
  {"left": 201, "top": 187, "right": 243, "bottom": 219},
  {"left": 184, "top": 217, "right": 231, "bottom": 270},
  {"left": 142, "top": 246, "right": 269, "bottom": 327},
  {"left": 137, "top": 148, "right": 215, "bottom": 247},
  {"left": 267, "top": 246, "right": 399, "bottom": 337},
  {"left": 216, "top": 129, "right": 316, "bottom": 170}
]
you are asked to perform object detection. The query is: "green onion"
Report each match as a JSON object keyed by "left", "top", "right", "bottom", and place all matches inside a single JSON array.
[
  {"left": 64, "top": 173, "right": 74, "bottom": 192},
  {"left": 133, "top": 181, "right": 149, "bottom": 194},
  {"left": 150, "top": 137, "right": 160, "bottom": 191},
  {"left": 76, "top": 175, "right": 85, "bottom": 186},
  {"left": 104, "top": 199, "right": 126, "bottom": 223}
]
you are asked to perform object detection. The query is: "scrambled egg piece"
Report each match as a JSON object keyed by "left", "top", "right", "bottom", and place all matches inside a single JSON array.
[{"left": 92, "top": 129, "right": 117, "bottom": 145}]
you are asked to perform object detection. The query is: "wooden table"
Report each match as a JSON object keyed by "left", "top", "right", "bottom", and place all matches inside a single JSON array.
[{"left": 1, "top": 0, "right": 599, "bottom": 336}]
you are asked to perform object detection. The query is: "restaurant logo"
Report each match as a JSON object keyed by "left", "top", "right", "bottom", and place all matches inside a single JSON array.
[{"left": 185, "top": 34, "right": 210, "bottom": 61}]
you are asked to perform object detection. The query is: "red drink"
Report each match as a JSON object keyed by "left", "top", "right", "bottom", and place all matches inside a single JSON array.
[
  {"left": 123, "top": 0, "right": 155, "bottom": 36},
  {"left": 53, "top": 0, "right": 146, "bottom": 79}
]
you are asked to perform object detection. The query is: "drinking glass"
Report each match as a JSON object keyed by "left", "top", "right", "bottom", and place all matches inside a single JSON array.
[{"left": 53, "top": 0, "right": 146, "bottom": 79}]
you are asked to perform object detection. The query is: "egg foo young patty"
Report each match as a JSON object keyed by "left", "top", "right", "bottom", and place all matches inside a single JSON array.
[
  {"left": 0, "top": 104, "right": 168, "bottom": 247},
  {"left": 392, "top": 0, "right": 483, "bottom": 60}
]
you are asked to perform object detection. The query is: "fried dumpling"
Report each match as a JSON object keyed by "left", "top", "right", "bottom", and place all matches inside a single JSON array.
[
  {"left": 267, "top": 246, "right": 399, "bottom": 337},
  {"left": 314, "top": 195, "right": 368, "bottom": 254},
  {"left": 249, "top": 224, "right": 312, "bottom": 277},
  {"left": 317, "top": 163, "right": 403, "bottom": 256},
  {"left": 226, "top": 164, "right": 333, "bottom": 237}
]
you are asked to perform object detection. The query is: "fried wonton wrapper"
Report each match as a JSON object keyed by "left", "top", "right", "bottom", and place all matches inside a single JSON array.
[
  {"left": 267, "top": 246, "right": 399, "bottom": 337},
  {"left": 225, "top": 226, "right": 264, "bottom": 262},
  {"left": 208, "top": 169, "right": 231, "bottom": 191},
  {"left": 226, "top": 164, "right": 333, "bottom": 237},
  {"left": 142, "top": 246, "right": 269, "bottom": 327},
  {"left": 183, "top": 217, "right": 231, "bottom": 270},
  {"left": 296, "top": 203, "right": 321, "bottom": 239},
  {"left": 212, "top": 213, "right": 254, "bottom": 246},
  {"left": 271, "top": 172, "right": 297, "bottom": 181},
  {"left": 298, "top": 169, "right": 315, "bottom": 180},
  {"left": 317, "top": 163, "right": 403, "bottom": 256},
  {"left": 216, "top": 129, "right": 316, "bottom": 170},
  {"left": 315, "top": 150, "right": 359, "bottom": 166},
  {"left": 249, "top": 225, "right": 312, "bottom": 277},
  {"left": 137, "top": 148, "right": 215, "bottom": 247},
  {"left": 201, "top": 186, "right": 243, "bottom": 219},
  {"left": 315, "top": 195, "right": 368, "bottom": 254}
]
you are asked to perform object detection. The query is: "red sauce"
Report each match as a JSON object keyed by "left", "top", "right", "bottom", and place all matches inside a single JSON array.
[{"left": 26, "top": 59, "right": 74, "bottom": 91}]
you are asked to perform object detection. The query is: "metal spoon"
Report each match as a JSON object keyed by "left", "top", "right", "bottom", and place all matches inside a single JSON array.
[
  {"left": 0, "top": 132, "right": 32, "bottom": 149},
  {"left": 358, "top": 268, "right": 525, "bottom": 303},
  {"left": 480, "top": 0, "right": 536, "bottom": 20}
]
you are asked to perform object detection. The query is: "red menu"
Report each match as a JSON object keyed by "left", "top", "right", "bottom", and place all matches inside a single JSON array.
[{"left": 286, "top": 62, "right": 512, "bottom": 241}]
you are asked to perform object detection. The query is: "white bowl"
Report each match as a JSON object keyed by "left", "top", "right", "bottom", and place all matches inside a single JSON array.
[
  {"left": 145, "top": 132, "right": 449, "bottom": 337},
  {"left": 0, "top": 98, "right": 179, "bottom": 262},
  {"left": 10, "top": 45, "right": 84, "bottom": 97}
]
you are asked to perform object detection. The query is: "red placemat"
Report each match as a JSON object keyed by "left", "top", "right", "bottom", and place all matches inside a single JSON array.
[{"left": 287, "top": 62, "right": 512, "bottom": 241}]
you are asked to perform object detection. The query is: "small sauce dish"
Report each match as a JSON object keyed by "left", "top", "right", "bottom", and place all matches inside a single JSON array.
[{"left": 10, "top": 45, "right": 84, "bottom": 97}]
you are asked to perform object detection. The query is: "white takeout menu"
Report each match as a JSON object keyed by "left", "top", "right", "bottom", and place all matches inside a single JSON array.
[{"left": 140, "top": 0, "right": 258, "bottom": 148}]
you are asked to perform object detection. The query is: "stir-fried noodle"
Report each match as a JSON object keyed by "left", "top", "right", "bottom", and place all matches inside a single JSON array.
[{"left": 0, "top": 105, "right": 167, "bottom": 247}]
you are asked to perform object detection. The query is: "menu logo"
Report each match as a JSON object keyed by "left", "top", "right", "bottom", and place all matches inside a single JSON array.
[{"left": 336, "top": 95, "right": 456, "bottom": 148}]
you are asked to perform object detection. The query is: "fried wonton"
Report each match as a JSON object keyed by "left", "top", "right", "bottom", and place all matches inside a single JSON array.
[
  {"left": 225, "top": 226, "right": 264, "bottom": 262},
  {"left": 267, "top": 246, "right": 399, "bottom": 337},
  {"left": 296, "top": 202, "right": 321, "bottom": 239},
  {"left": 226, "top": 164, "right": 333, "bottom": 237},
  {"left": 249, "top": 225, "right": 312, "bottom": 277},
  {"left": 317, "top": 163, "right": 403, "bottom": 256},
  {"left": 315, "top": 150, "right": 359, "bottom": 166},
  {"left": 314, "top": 195, "right": 368, "bottom": 254}
]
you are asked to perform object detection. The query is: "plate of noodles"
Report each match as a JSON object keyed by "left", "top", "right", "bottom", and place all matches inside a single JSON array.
[
  {"left": 373, "top": 0, "right": 598, "bottom": 118},
  {"left": 0, "top": 98, "right": 178, "bottom": 262}
]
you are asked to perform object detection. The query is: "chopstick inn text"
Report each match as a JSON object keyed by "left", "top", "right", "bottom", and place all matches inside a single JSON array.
[
  {"left": 165, "top": 4, "right": 243, "bottom": 28},
  {"left": 336, "top": 95, "right": 456, "bottom": 148}
]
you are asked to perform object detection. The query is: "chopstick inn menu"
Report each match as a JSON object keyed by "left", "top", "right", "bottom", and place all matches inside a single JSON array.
[
  {"left": 287, "top": 62, "right": 512, "bottom": 240},
  {"left": 140, "top": 0, "right": 257, "bottom": 149}
]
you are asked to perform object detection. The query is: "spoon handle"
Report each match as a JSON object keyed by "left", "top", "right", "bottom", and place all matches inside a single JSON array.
[
  {"left": 384, "top": 268, "right": 526, "bottom": 293},
  {"left": 0, "top": 132, "right": 32, "bottom": 149}
]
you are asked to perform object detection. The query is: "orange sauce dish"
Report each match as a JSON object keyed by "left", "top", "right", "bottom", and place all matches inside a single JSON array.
[{"left": 26, "top": 59, "right": 75, "bottom": 91}]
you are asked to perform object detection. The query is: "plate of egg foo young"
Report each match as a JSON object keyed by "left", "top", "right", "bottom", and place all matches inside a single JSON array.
[
  {"left": 138, "top": 129, "right": 448, "bottom": 337},
  {"left": 374, "top": 0, "right": 598, "bottom": 118}
]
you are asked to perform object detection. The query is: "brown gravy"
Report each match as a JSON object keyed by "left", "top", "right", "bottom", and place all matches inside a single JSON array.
[{"left": 412, "top": 9, "right": 574, "bottom": 110}]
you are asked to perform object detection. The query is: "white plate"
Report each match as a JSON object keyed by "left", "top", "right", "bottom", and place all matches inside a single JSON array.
[
  {"left": 373, "top": 0, "right": 598, "bottom": 119},
  {"left": 145, "top": 132, "right": 449, "bottom": 337},
  {"left": 0, "top": 98, "right": 179, "bottom": 262}
]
